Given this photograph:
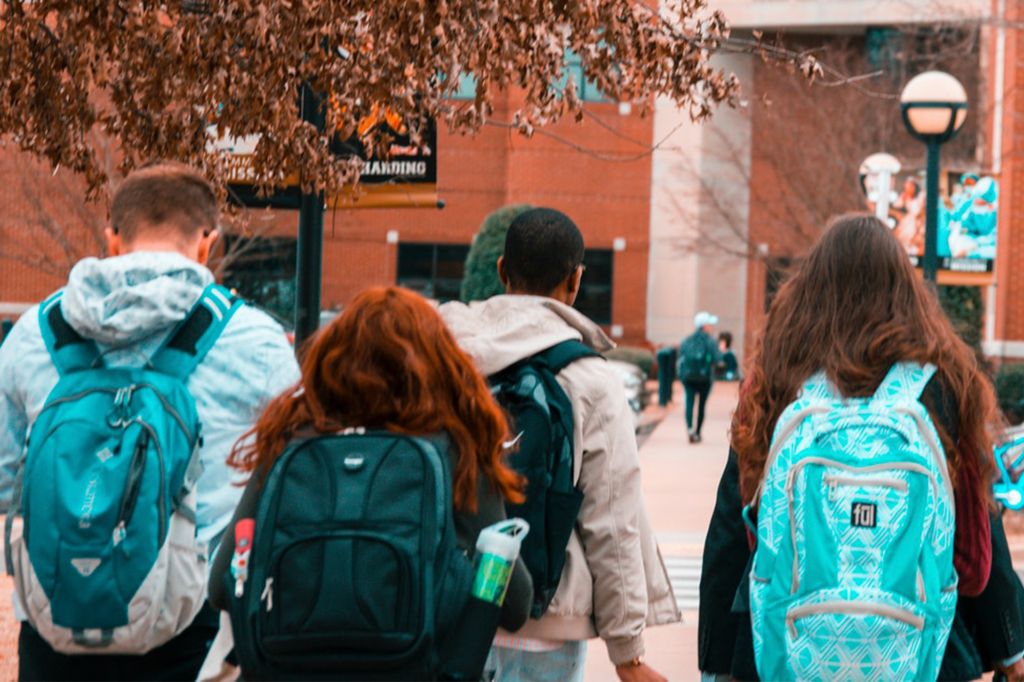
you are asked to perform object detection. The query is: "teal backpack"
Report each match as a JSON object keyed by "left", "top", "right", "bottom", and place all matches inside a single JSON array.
[
  {"left": 4, "top": 284, "right": 240, "bottom": 654},
  {"left": 746, "top": 362, "right": 957, "bottom": 682}
]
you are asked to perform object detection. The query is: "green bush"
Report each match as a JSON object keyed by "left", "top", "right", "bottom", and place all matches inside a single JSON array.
[
  {"left": 460, "top": 204, "right": 534, "bottom": 303},
  {"left": 997, "top": 363, "right": 1024, "bottom": 425},
  {"left": 603, "top": 346, "right": 656, "bottom": 379}
]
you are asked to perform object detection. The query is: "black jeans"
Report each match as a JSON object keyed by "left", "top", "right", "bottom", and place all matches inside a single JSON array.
[
  {"left": 683, "top": 378, "right": 712, "bottom": 436},
  {"left": 18, "top": 604, "right": 219, "bottom": 682}
]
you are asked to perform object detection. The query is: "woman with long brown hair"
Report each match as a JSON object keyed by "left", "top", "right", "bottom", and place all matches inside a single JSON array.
[
  {"left": 207, "top": 286, "right": 532, "bottom": 676},
  {"left": 698, "top": 214, "right": 1024, "bottom": 681}
]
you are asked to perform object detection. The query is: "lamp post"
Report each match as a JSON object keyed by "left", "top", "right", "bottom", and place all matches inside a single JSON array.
[
  {"left": 900, "top": 71, "right": 968, "bottom": 284},
  {"left": 859, "top": 152, "right": 901, "bottom": 223}
]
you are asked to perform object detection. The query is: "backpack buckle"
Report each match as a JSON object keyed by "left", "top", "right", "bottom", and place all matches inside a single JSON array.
[{"left": 107, "top": 385, "right": 136, "bottom": 428}]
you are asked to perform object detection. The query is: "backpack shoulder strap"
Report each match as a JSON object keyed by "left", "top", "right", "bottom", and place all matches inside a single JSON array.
[
  {"left": 38, "top": 291, "right": 102, "bottom": 375},
  {"left": 150, "top": 284, "right": 243, "bottom": 381},
  {"left": 535, "top": 339, "right": 602, "bottom": 375},
  {"left": 871, "top": 361, "right": 937, "bottom": 405}
]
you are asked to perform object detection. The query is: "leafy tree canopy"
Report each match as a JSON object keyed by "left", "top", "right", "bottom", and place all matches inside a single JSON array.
[
  {"left": 460, "top": 203, "right": 533, "bottom": 302},
  {"left": 0, "top": 0, "right": 738, "bottom": 198}
]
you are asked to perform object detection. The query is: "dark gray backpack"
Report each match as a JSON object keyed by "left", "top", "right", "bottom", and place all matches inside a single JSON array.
[{"left": 227, "top": 432, "right": 473, "bottom": 680}]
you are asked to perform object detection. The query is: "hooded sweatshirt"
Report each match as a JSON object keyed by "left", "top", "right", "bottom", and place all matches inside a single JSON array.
[
  {"left": 0, "top": 252, "right": 300, "bottom": 550},
  {"left": 440, "top": 296, "right": 680, "bottom": 664}
]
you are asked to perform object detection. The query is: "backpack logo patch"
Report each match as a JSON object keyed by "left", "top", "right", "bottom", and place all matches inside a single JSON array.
[
  {"left": 851, "top": 501, "right": 877, "bottom": 528},
  {"left": 503, "top": 431, "right": 525, "bottom": 451},
  {"left": 95, "top": 447, "right": 114, "bottom": 463},
  {"left": 71, "top": 558, "right": 101, "bottom": 577}
]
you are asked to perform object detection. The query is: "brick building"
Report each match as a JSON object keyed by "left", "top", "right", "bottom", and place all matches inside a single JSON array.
[{"left": 0, "top": 86, "right": 656, "bottom": 347}]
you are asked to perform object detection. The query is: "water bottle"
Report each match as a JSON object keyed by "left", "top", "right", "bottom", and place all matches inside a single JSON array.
[
  {"left": 472, "top": 518, "right": 530, "bottom": 607},
  {"left": 440, "top": 518, "right": 529, "bottom": 681}
]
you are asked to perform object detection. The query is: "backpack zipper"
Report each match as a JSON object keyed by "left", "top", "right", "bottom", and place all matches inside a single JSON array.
[
  {"left": 261, "top": 577, "right": 274, "bottom": 612},
  {"left": 824, "top": 474, "right": 909, "bottom": 501},
  {"left": 113, "top": 428, "right": 150, "bottom": 551},
  {"left": 39, "top": 384, "right": 194, "bottom": 445},
  {"left": 786, "top": 600, "right": 924, "bottom": 639}
]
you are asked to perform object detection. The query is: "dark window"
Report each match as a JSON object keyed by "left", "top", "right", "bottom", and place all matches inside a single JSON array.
[
  {"left": 575, "top": 249, "right": 613, "bottom": 325},
  {"left": 764, "top": 257, "right": 796, "bottom": 313},
  {"left": 397, "top": 243, "right": 471, "bottom": 302},
  {"left": 221, "top": 236, "right": 297, "bottom": 329}
]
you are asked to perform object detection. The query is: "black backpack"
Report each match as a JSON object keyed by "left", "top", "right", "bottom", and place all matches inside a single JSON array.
[
  {"left": 227, "top": 431, "right": 474, "bottom": 680},
  {"left": 488, "top": 340, "right": 600, "bottom": 618}
]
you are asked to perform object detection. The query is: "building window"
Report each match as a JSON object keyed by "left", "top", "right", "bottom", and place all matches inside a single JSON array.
[
  {"left": 575, "top": 249, "right": 613, "bottom": 325},
  {"left": 448, "top": 72, "right": 477, "bottom": 100},
  {"left": 221, "top": 236, "right": 297, "bottom": 328},
  {"left": 450, "top": 50, "right": 609, "bottom": 103},
  {"left": 561, "top": 51, "right": 611, "bottom": 103},
  {"left": 397, "top": 243, "right": 471, "bottom": 302},
  {"left": 764, "top": 257, "right": 795, "bottom": 313}
]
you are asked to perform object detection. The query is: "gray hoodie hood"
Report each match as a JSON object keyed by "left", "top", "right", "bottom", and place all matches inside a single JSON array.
[
  {"left": 438, "top": 295, "right": 615, "bottom": 376},
  {"left": 62, "top": 251, "right": 214, "bottom": 345}
]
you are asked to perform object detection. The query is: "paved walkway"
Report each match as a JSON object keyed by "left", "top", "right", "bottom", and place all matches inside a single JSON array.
[{"left": 583, "top": 381, "right": 739, "bottom": 682}]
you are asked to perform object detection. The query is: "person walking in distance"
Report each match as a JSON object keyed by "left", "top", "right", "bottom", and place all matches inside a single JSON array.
[
  {"left": 678, "top": 312, "right": 723, "bottom": 443},
  {"left": 441, "top": 208, "right": 679, "bottom": 682},
  {"left": 0, "top": 162, "right": 300, "bottom": 681}
]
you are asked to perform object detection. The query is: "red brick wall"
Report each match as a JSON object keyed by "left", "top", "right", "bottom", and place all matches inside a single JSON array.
[
  {"left": 993, "top": 10, "right": 1024, "bottom": 345},
  {"left": 265, "top": 92, "right": 655, "bottom": 344},
  {"left": 0, "top": 94, "right": 655, "bottom": 345}
]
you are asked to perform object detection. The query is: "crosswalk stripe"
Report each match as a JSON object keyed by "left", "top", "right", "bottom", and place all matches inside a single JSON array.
[{"left": 664, "top": 552, "right": 702, "bottom": 610}]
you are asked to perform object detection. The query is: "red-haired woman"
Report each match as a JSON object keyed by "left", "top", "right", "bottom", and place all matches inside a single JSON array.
[
  {"left": 698, "top": 214, "right": 1024, "bottom": 681},
  {"left": 208, "top": 287, "right": 532, "bottom": 671}
]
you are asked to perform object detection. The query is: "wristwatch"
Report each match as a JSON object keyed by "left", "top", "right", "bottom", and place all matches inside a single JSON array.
[{"left": 623, "top": 657, "right": 643, "bottom": 667}]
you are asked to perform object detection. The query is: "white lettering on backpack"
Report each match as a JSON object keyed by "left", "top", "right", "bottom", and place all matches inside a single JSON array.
[
  {"left": 96, "top": 447, "right": 113, "bottom": 463},
  {"left": 79, "top": 477, "right": 98, "bottom": 529},
  {"left": 851, "top": 502, "right": 877, "bottom": 528}
]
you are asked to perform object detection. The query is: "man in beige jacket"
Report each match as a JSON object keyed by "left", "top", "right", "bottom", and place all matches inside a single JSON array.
[{"left": 440, "top": 208, "right": 679, "bottom": 682}]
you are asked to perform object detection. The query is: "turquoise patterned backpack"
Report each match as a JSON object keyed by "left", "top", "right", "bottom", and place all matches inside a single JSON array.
[{"left": 746, "top": 362, "right": 957, "bottom": 682}]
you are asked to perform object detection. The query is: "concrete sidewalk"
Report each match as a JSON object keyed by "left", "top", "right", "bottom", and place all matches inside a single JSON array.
[{"left": 583, "top": 381, "right": 739, "bottom": 682}]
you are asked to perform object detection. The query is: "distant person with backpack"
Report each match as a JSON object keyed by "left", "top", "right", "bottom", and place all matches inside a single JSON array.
[
  {"left": 0, "top": 162, "right": 300, "bottom": 681},
  {"left": 209, "top": 286, "right": 533, "bottom": 680},
  {"left": 716, "top": 331, "right": 739, "bottom": 381},
  {"left": 678, "top": 312, "right": 723, "bottom": 443},
  {"left": 441, "top": 208, "right": 679, "bottom": 682},
  {"left": 698, "top": 214, "right": 1024, "bottom": 682}
]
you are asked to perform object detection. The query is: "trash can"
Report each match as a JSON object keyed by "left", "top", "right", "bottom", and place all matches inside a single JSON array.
[{"left": 656, "top": 346, "right": 677, "bottom": 407}]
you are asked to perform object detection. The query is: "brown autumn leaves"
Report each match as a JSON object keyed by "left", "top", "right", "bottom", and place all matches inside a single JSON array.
[{"left": 0, "top": 0, "right": 738, "bottom": 199}]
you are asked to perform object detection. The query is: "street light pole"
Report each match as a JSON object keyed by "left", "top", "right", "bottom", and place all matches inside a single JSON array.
[
  {"left": 899, "top": 71, "right": 969, "bottom": 287},
  {"left": 294, "top": 84, "right": 326, "bottom": 350},
  {"left": 922, "top": 140, "right": 941, "bottom": 283}
]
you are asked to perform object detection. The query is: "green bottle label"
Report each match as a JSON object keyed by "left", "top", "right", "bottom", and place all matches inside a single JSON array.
[{"left": 472, "top": 552, "right": 513, "bottom": 606}]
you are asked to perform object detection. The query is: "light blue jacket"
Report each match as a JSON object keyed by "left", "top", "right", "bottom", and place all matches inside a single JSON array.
[{"left": 0, "top": 252, "right": 300, "bottom": 546}]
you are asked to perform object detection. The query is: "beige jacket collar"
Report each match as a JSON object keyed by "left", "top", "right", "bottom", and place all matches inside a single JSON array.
[{"left": 438, "top": 295, "right": 614, "bottom": 377}]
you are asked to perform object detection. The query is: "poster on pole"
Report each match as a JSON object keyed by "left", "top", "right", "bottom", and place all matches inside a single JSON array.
[{"left": 865, "top": 168, "right": 998, "bottom": 284}]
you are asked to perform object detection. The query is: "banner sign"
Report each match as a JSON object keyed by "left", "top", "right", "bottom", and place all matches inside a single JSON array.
[
  {"left": 211, "top": 112, "right": 439, "bottom": 210},
  {"left": 866, "top": 169, "right": 998, "bottom": 278}
]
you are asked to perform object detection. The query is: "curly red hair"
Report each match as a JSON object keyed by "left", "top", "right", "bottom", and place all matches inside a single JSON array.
[{"left": 229, "top": 286, "right": 524, "bottom": 511}]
